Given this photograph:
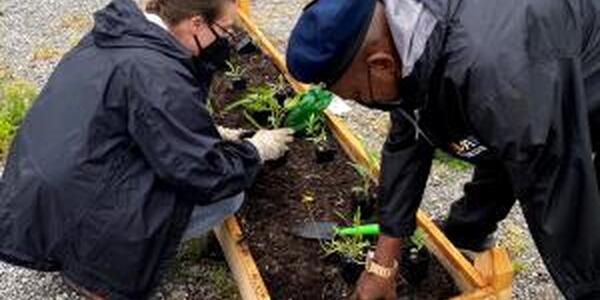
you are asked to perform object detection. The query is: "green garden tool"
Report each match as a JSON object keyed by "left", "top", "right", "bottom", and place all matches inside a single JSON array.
[
  {"left": 291, "top": 222, "right": 380, "bottom": 240},
  {"left": 284, "top": 86, "right": 333, "bottom": 133}
]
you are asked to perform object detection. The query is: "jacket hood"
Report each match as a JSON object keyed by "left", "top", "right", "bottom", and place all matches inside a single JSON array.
[{"left": 92, "top": 0, "right": 191, "bottom": 60}]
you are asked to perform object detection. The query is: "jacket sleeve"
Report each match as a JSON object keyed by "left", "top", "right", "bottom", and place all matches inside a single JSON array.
[
  {"left": 125, "top": 58, "right": 261, "bottom": 204},
  {"left": 378, "top": 109, "right": 434, "bottom": 238},
  {"left": 460, "top": 30, "right": 600, "bottom": 290}
]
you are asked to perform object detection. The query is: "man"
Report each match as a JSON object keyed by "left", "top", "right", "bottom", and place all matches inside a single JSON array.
[
  {"left": 287, "top": 0, "right": 600, "bottom": 299},
  {"left": 0, "top": 0, "right": 293, "bottom": 299}
]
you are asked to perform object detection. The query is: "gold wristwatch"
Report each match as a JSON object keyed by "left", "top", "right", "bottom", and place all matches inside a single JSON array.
[{"left": 365, "top": 251, "right": 398, "bottom": 279}]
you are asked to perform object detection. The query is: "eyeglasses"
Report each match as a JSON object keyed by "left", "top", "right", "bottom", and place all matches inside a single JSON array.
[{"left": 209, "top": 22, "right": 236, "bottom": 44}]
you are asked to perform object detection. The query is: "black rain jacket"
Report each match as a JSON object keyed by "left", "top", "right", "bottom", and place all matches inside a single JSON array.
[
  {"left": 378, "top": 0, "right": 600, "bottom": 298},
  {"left": 0, "top": 0, "right": 260, "bottom": 298}
]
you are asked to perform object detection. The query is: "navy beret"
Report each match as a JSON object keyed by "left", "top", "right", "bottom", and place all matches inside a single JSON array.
[{"left": 286, "top": 0, "right": 377, "bottom": 85}]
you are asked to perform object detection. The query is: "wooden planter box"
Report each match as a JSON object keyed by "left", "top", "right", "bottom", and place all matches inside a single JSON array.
[{"left": 212, "top": 3, "right": 514, "bottom": 299}]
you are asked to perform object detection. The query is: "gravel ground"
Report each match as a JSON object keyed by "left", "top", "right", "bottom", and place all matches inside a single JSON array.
[
  {"left": 251, "top": 0, "right": 562, "bottom": 298},
  {"left": 0, "top": 0, "right": 562, "bottom": 299}
]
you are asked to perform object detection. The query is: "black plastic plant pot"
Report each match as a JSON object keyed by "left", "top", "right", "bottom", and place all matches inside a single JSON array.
[
  {"left": 275, "top": 91, "right": 287, "bottom": 106},
  {"left": 251, "top": 111, "right": 271, "bottom": 126},
  {"left": 338, "top": 256, "right": 364, "bottom": 285},
  {"left": 351, "top": 191, "right": 377, "bottom": 221},
  {"left": 231, "top": 78, "right": 248, "bottom": 91},
  {"left": 314, "top": 142, "right": 336, "bottom": 164},
  {"left": 265, "top": 151, "right": 289, "bottom": 169},
  {"left": 400, "top": 247, "right": 430, "bottom": 286},
  {"left": 274, "top": 89, "right": 294, "bottom": 106},
  {"left": 235, "top": 36, "right": 259, "bottom": 55}
]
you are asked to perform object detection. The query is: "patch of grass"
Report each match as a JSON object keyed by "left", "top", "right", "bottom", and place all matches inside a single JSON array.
[
  {"left": 170, "top": 236, "right": 239, "bottom": 299},
  {"left": 0, "top": 77, "right": 37, "bottom": 159},
  {"left": 205, "top": 264, "right": 239, "bottom": 299},
  {"left": 31, "top": 46, "right": 61, "bottom": 61},
  {"left": 499, "top": 222, "right": 531, "bottom": 276},
  {"left": 512, "top": 260, "right": 528, "bottom": 275},
  {"left": 60, "top": 14, "right": 91, "bottom": 32},
  {"left": 433, "top": 150, "right": 472, "bottom": 171},
  {"left": 500, "top": 223, "right": 528, "bottom": 257}
]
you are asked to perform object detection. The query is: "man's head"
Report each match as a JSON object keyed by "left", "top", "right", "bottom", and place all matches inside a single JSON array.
[
  {"left": 287, "top": 0, "right": 402, "bottom": 108},
  {"left": 146, "top": 0, "right": 236, "bottom": 57}
]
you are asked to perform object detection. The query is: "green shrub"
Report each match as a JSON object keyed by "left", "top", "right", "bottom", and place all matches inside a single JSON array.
[{"left": 433, "top": 150, "right": 472, "bottom": 171}]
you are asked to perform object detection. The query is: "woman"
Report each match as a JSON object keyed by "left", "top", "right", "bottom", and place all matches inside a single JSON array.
[{"left": 0, "top": 0, "right": 293, "bottom": 299}]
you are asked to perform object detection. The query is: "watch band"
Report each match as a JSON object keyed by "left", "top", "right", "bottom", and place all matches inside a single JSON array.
[{"left": 365, "top": 251, "right": 398, "bottom": 279}]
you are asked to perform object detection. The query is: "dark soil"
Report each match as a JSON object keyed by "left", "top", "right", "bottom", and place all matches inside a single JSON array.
[{"left": 208, "top": 32, "right": 458, "bottom": 299}]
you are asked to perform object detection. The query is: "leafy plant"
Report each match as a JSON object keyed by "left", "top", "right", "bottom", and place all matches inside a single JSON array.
[
  {"left": 224, "top": 61, "right": 246, "bottom": 81},
  {"left": 322, "top": 208, "right": 371, "bottom": 264},
  {"left": 349, "top": 162, "right": 372, "bottom": 199},
  {"left": 434, "top": 150, "right": 472, "bottom": 171},
  {"left": 305, "top": 113, "right": 328, "bottom": 145},
  {"left": 225, "top": 85, "right": 286, "bottom": 129}
]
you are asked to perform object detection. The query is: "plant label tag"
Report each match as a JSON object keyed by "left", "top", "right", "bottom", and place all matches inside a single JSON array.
[{"left": 327, "top": 95, "right": 352, "bottom": 116}]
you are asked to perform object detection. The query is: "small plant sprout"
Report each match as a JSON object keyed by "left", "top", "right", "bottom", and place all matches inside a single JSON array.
[
  {"left": 349, "top": 162, "right": 372, "bottom": 200},
  {"left": 305, "top": 113, "right": 327, "bottom": 143},
  {"left": 408, "top": 228, "right": 427, "bottom": 254},
  {"left": 322, "top": 208, "right": 371, "bottom": 264},
  {"left": 224, "top": 60, "right": 246, "bottom": 81},
  {"left": 301, "top": 191, "right": 315, "bottom": 208}
]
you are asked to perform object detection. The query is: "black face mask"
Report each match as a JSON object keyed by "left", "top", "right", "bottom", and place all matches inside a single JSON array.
[
  {"left": 192, "top": 26, "right": 231, "bottom": 73},
  {"left": 361, "top": 99, "right": 404, "bottom": 111},
  {"left": 360, "top": 66, "right": 403, "bottom": 111}
]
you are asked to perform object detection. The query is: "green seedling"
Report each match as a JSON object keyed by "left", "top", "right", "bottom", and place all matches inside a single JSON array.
[
  {"left": 408, "top": 228, "right": 427, "bottom": 252},
  {"left": 225, "top": 85, "right": 286, "bottom": 129},
  {"left": 349, "top": 162, "right": 372, "bottom": 200},
  {"left": 322, "top": 208, "right": 371, "bottom": 264},
  {"left": 268, "top": 75, "right": 288, "bottom": 95},
  {"left": 224, "top": 61, "right": 246, "bottom": 82},
  {"left": 305, "top": 113, "right": 328, "bottom": 145}
]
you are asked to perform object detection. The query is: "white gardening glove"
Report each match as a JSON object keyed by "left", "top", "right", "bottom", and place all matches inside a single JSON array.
[
  {"left": 217, "top": 126, "right": 245, "bottom": 141},
  {"left": 246, "top": 128, "right": 295, "bottom": 162}
]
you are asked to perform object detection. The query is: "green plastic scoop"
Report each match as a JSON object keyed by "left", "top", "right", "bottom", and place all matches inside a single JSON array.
[
  {"left": 291, "top": 221, "right": 380, "bottom": 240},
  {"left": 284, "top": 86, "right": 333, "bottom": 133}
]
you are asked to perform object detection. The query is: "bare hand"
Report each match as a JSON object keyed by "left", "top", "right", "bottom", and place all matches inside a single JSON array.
[{"left": 351, "top": 271, "right": 396, "bottom": 300}]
